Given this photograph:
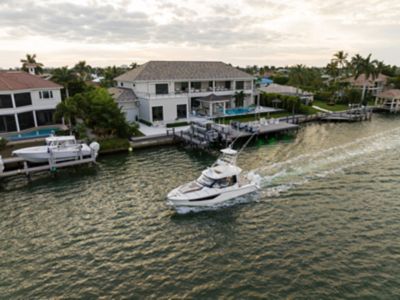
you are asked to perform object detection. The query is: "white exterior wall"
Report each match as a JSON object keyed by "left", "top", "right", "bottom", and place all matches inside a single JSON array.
[
  {"left": 0, "top": 88, "right": 62, "bottom": 132},
  {"left": 150, "top": 96, "right": 189, "bottom": 123},
  {"left": 138, "top": 98, "right": 151, "bottom": 122},
  {"left": 119, "top": 78, "right": 254, "bottom": 124},
  {"left": 118, "top": 101, "right": 139, "bottom": 123}
]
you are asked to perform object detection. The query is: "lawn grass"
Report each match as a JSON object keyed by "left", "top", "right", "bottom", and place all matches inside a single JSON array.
[{"left": 312, "top": 100, "right": 349, "bottom": 112}]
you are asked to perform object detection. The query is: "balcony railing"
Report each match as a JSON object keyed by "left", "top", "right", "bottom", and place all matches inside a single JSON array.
[{"left": 135, "top": 87, "right": 252, "bottom": 99}]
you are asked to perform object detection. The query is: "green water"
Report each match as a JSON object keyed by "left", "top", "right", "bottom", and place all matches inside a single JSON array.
[{"left": 1, "top": 116, "right": 400, "bottom": 298}]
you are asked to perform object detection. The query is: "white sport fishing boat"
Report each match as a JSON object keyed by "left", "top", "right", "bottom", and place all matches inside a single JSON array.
[
  {"left": 167, "top": 148, "right": 261, "bottom": 209},
  {"left": 12, "top": 136, "right": 99, "bottom": 163}
]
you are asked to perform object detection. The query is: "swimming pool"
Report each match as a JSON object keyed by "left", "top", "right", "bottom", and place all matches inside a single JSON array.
[
  {"left": 6, "top": 128, "right": 59, "bottom": 141},
  {"left": 224, "top": 107, "right": 255, "bottom": 115}
]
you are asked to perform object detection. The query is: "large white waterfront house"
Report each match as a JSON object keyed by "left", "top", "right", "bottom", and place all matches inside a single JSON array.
[
  {"left": 114, "top": 61, "right": 255, "bottom": 124},
  {"left": 0, "top": 71, "right": 62, "bottom": 133}
]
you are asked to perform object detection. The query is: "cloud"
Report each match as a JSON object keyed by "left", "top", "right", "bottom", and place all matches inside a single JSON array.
[{"left": 0, "top": 0, "right": 399, "bottom": 67}]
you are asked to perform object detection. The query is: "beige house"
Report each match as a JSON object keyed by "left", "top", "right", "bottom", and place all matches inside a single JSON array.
[
  {"left": 375, "top": 89, "right": 400, "bottom": 113},
  {"left": 343, "top": 74, "right": 388, "bottom": 96},
  {"left": 258, "top": 83, "right": 314, "bottom": 104}
]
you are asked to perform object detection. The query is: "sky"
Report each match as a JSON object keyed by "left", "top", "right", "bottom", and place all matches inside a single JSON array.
[{"left": 1, "top": 0, "right": 400, "bottom": 68}]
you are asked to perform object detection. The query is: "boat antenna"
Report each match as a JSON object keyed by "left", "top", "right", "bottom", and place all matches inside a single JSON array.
[{"left": 237, "top": 132, "right": 258, "bottom": 157}]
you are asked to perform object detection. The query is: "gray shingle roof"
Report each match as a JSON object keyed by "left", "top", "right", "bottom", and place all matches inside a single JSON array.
[
  {"left": 108, "top": 87, "right": 137, "bottom": 102},
  {"left": 115, "top": 61, "right": 254, "bottom": 82}
]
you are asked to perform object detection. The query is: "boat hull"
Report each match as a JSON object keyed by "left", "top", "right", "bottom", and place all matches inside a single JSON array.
[
  {"left": 167, "top": 183, "right": 258, "bottom": 208},
  {"left": 13, "top": 145, "right": 92, "bottom": 163}
]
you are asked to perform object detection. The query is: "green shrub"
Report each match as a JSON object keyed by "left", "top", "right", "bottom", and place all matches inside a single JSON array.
[
  {"left": 0, "top": 137, "right": 7, "bottom": 150},
  {"left": 128, "top": 122, "right": 144, "bottom": 136},
  {"left": 166, "top": 122, "right": 189, "bottom": 128},
  {"left": 139, "top": 119, "right": 152, "bottom": 126},
  {"left": 270, "top": 76, "right": 289, "bottom": 85},
  {"left": 98, "top": 138, "right": 130, "bottom": 153},
  {"left": 314, "top": 91, "right": 333, "bottom": 102}
]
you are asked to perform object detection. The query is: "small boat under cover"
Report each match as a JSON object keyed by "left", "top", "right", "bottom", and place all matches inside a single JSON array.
[{"left": 12, "top": 136, "right": 99, "bottom": 163}]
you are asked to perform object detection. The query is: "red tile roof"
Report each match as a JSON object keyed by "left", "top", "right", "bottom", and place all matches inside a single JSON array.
[{"left": 0, "top": 71, "right": 62, "bottom": 91}]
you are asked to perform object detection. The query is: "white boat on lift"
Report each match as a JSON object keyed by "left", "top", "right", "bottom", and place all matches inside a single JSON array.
[
  {"left": 167, "top": 148, "right": 261, "bottom": 209},
  {"left": 12, "top": 135, "right": 99, "bottom": 163}
]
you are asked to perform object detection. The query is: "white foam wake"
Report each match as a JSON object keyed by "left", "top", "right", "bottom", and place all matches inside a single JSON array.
[{"left": 256, "top": 126, "right": 400, "bottom": 197}]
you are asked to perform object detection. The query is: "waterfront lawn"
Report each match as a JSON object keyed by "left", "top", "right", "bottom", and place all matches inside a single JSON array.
[{"left": 313, "top": 100, "right": 349, "bottom": 112}]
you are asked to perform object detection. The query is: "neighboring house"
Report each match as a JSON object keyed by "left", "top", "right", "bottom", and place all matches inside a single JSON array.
[
  {"left": 0, "top": 71, "right": 63, "bottom": 134},
  {"left": 258, "top": 83, "right": 314, "bottom": 104},
  {"left": 375, "top": 89, "right": 400, "bottom": 113},
  {"left": 259, "top": 77, "right": 273, "bottom": 87},
  {"left": 114, "top": 61, "right": 255, "bottom": 124},
  {"left": 108, "top": 87, "right": 139, "bottom": 122},
  {"left": 342, "top": 74, "right": 388, "bottom": 96}
]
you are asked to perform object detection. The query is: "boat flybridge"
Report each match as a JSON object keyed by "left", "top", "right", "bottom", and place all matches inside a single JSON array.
[
  {"left": 167, "top": 147, "right": 261, "bottom": 209},
  {"left": 12, "top": 135, "right": 99, "bottom": 163}
]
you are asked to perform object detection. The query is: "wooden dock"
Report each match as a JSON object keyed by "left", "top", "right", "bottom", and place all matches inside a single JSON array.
[
  {"left": 0, "top": 149, "right": 98, "bottom": 180},
  {"left": 174, "top": 120, "right": 299, "bottom": 149}
]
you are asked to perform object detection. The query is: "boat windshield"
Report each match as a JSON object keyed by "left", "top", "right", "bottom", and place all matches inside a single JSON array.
[{"left": 197, "top": 174, "right": 215, "bottom": 187}]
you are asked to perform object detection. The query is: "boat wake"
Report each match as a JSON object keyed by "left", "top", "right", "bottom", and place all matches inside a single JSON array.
[{"left": 256, "top": 127, "right": 400, "bottom": 197}]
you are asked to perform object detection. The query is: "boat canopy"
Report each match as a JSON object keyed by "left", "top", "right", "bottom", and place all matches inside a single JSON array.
[
  {"left": 220, "top": 148, "right": 237, "bottom": 155},
  {"left": 203, "top": 164, "right": 242, "bottom": 179},
  {"left": 45, "top": 136, "right": 76, "bottom": 144}
]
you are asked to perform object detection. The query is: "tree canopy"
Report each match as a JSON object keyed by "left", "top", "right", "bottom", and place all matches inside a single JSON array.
[{"left": 55, "top": 88, "right": 132, "bottom": 138}]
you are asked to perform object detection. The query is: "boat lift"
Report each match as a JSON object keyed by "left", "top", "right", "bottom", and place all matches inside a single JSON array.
[{"left": 0, "top": 147, "right": 99, "bottom": 180}]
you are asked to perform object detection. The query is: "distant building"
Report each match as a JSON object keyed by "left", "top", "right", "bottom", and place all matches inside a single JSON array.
[
  {"left": 114, "top": 61, "right": 255, "bottom": 123},
  {"left": 342, "top": 74, "right": 388, "bottom": 96},
  {"left": 258, "top": 83, "right": 314, "bottom": 104},
  {"left": 108, "top": 87, "right": 139, "bottom": 122},
  {"left": 0, "top": 71, "right": 62, "bottom": 134},
  {"left": 375, "top": 89, "right": 400, "bottom": 113}
]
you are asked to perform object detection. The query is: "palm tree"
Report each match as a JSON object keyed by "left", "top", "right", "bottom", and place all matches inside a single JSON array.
[
  {"left": 129, "top": 62, "right": 138, "bottom": 69},
  {"left": 54, "top": 98, "right": 78, "bottom": 134},
  {"left": 20, "top": 54, "right": 43, "bottom": 74},
  {"left": 326, "top": 61, "right": 339, "bottom": 79},
  {"left": 351, "top": 54, "right": 379, "bottom": 104},
  {"left": 51, "top": 67, "right": 77, "bottom": 99},
  {"left": 332, "top": 50, "right": 349, "bottom": 77},
  {"left": 234, "top": 91, "right": 245, "bottom": 107},
  {"left": 73, "top": 61, "right": 92, "bottom": 81},
  {"left": 289, "top": 64, "right": 306, "bottom": 94}
]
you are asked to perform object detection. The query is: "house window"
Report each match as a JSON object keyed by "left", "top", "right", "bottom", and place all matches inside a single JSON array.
[
  {"left": 225, "top": 81, "right": 231, "bottom": 89},
  {"left": 120, "top": 82, "right": 124, "bottom": 87},
  {"left": 236, "top": 81, "right": 244, "bottom": 90},
  {"left": 191, "top": 82, "right": 201, "bottom": 90},
  {"left": 155, "top": 84, "right": 169, "bottom": 95},
  {"left": 14, "top": 92, "right": 32, "bottom": 107},
  {"left": 152, "top": 106, "right": 163, "bottom": 121},
  {"left": 17, "top": 111, "right": 35, "bottom": 130},
  {"left": 0, "top": 94, "right": 13, "bottom": 108},
  {"left": 177, "top": 104, "right": 187, "bottom": 119},
  {"left": 39, "top": 90, "right": 54, "bottom": 99},
  {"left": 0, "top": 114, "right": 17, "bottom": 132},
  {"left": 36, "top": 110, "right": 55, "bottom": 126}
]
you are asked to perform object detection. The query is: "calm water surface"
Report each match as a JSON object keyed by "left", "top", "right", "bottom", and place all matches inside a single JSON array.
[{"left": 1, "top": 116, "right": 400, "bottom": 298}]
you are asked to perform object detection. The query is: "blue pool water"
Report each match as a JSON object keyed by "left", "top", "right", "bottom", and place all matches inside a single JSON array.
[
  {"left": 225, "top": 107, "right": 254, "bottom": 115},
  {"left": 7, "top": 128, "right": 59, "bottom": 141}
]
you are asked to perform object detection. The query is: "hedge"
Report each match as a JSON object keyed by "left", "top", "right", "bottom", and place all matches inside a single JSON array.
[
  {"left": 139, "top": 119, "right": 152, "bottom": 126},
  {"left": 98, "top": 138, "right": 130, "bottom": 154},
  {"left": 166, "top": 121, "right": 190, "bottom": 128}
]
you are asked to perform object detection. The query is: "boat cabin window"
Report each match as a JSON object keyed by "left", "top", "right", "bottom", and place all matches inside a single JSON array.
[
  {"left": 48, "top": 139, "right": 76, "bottom": 147},
  {"left": 213, "top": 176, "right": 237, "bottom": 188},
  {"left": 197, "top": 174, "right": 237, "bottom": 188},
  {"left": 197, "top": 174, "right": 214, "bottom": 187}
]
